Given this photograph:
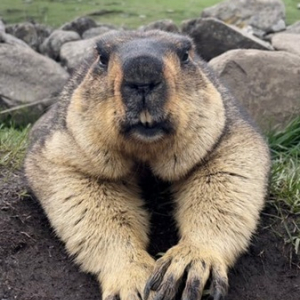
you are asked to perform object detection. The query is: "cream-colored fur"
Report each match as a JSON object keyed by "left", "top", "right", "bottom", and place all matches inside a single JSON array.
[{"left": 25, "top": 30, "right": 270, "bottom": 300}]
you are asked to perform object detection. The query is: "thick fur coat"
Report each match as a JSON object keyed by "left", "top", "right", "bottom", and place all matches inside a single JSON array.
[{"left": 25, "top": 30, "right": 270, "bottom": 300}]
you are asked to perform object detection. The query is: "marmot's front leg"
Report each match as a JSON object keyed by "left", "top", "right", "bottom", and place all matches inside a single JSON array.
[
  {"left": 145, "top": 169, "right": 266, "bottom": 300},
  {"left": 28, "top": 165, "right": 154, "bottom": 300}
]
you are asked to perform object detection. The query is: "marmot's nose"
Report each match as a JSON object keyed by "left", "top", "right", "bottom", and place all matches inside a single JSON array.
[
  {"left": 122, "top": 81, "right": 161, "bottom": 96},
  {"left": 122, "top": 55, "right": 163, "bottom": 93}
]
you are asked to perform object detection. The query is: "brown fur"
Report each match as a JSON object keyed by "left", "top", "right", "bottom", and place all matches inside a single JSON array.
[{"left": 25, "top": 30, "right": 270, "bottom": 300}]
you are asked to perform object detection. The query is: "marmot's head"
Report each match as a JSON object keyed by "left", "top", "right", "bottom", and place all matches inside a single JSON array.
[{"left": 67, "top": 30, "right": 225, "bottom": 158}]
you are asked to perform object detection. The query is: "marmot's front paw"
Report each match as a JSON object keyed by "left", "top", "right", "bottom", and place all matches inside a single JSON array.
[
  {"left": 144, "top": 243, "right": 228, "bottom": 300},
  {"left": 101, "top": 254, "right": 155, "bottom": 300}
]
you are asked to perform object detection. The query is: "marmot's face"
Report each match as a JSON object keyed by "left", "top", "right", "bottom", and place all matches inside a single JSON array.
[{"left": 73, "top": 30, "right": 208, "bottom": 144}]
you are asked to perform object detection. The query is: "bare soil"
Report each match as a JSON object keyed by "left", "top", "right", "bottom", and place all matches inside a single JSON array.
[{"left": 0, "top": 169, "right": 299, "bottom": 300}]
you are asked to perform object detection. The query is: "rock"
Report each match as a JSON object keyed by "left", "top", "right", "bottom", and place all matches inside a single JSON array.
[
  {"left": 40, "top": 30, "right": 81, "bottom": 60},
  {"left": 5, "top": 22, "right": 38, "bottom": 50},
  {"left": 0, "top": 44, "right": 69, "bottom": 111},
  {"left": 209, "top": 49, "right": 300, "bottom": 130},
  {"left": 0, "top": 18, "right": 5, "bottom": 33},
  {"left": 182, "top": 18, "right": 273, "bottom": 61},
  {"left": 60, "top": 32, "right": 119, "bottom": 71},
  {"left": 5, "top": 22, "right": 53, "bottom": 51},
  {"left": 60, "top": 17, "right": 97, "bottom": 36},
  {"left": 240, "top": 25, "right": 268, "bottom": 39},
  {"left": 286, "top": 21, "right": 300, "bottom": 34},
  {"left": 0, "top": 32, "right": 31, "bottom": 48},
  {"left": 271, "top": 33, "right": 300, "bottom": 56},
  {"left": 82, "top": 26, "right": 114, "bottom": 39},
  {"left": 202, "top": 0, "right": 286, "bottom": 35},
  {"left": 139, "top": 19, "right": 179, "bottom": 33},
  {"left": 60, "top": 38, "right": 96, "bottom": 71},
  {"left": 8, "top": 23, "right": 53, "bottom": 48},
  {"left": 35, "top": 23, "right": 53, "bottom": 46}
]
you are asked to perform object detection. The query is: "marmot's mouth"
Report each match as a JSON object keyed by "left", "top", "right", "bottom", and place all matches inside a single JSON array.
[
  {"left": 122, "top": 119, "right": 174, "bottom": 142},
  {"left": 132, "top": 122, "right": 164, "bottom": 137}
]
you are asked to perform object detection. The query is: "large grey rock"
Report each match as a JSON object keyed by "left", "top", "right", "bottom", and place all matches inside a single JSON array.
[
  {"left": 0, "top": 31, "right": 31, "bottom": 48},
  {"left": 0, "top": 15, "right": 29, "bottom": 48},
  {"left": 286, "top": 21, "right": 300, "bottom": 34},
  {"left": 0, "top": 44, "right": 69, "bottom": 108},
  {"left": 82, "top": 26, "right": 114, "bottom": 39},
  {"left": 60, "top": 32, "right": 119, "bottom": 71},
  {"left": 209, "top": 49, "right": 300, "bottom": 130},
  {"left": 182, "top": 18, "right": 273, "bottom": 61},
  {"left": 60, "top": 17, "right": 97, "bottom": 36},
  {"left": 139, "top": 19, "right": 179, "bottom": 33},
  {"left": 271, "top": 33, "right": 300, "bottom": 56},
  {"left": 202, "top": 0, "right": 286, "bottom": 34},
  {"left": 5, "top": 22, "right": 53, "bottom": 51},
  {"left": 40, "top": 30, "right": 81, "bottom": 60}
]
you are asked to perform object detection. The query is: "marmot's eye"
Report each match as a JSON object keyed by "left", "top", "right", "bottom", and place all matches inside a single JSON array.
[
  {"left": 181, "top": 51, "right": 190, "bottom": 64},
  {"left": 99, "top": 54, "right": 109, "bottom": 67}
]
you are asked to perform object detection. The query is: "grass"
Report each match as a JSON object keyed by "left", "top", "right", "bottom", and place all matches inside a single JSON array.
[
  {"left": 0, "top": 0, "right": 299, "bottom": 29},
  {"left": 284, "top": 0, "right": 300, "bottom": 26},
  {"left": 0, "top": 124, "right": 30, "bottom": 170},
  {"left": 268, "top": 117, "right": 300, "bottom": 255},
  {"left": 0, "top": 0, "right": 221, "bottom": 29}
]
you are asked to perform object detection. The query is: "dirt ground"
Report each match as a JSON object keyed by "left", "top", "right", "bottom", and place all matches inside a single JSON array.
[{"left": 0, "top": 169, "right": 299, "bottom": 300}]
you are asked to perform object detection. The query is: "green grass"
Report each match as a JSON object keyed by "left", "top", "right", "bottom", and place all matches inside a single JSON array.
[
  {"left": 284, "top": 0, "right": 300, "bottom": 25},
  {"left": 268, "top": 117, "right": 300, "bottom": 255},
  {"left": 0, "top": 0, "right": 298, "bottom": 29},
  {"left": 0, "top": 124, "right": 30, "bottom": 170},
  {"left": 0, "top": 0, "right": 221, "bottom": 29}
]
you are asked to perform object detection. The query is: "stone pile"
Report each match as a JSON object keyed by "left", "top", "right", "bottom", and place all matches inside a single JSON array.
[{"left": 0, "top": 0, "right": 299, "bottom": 130}]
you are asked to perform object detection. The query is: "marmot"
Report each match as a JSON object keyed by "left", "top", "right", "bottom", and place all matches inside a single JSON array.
[{"left": 25, "top": 30, "right": 270, "bottom": 300}]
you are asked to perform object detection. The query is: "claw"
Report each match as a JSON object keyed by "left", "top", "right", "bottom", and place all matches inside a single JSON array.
[
  {"left": 104, "top": 295, "right": 120, "bottom": 300},
  {"left": 137, "top": 291, "right": 143, "bottom": 300},
  {"left": 209, "top": 268, "right": 228, "bottom": 300},
  {"left": 144, "top": 260, "right": 171, "bottom": 300},
  {"left": 145, "top": 247, "right": 228, "bottom": 300},
  {"left": 182, "top": 277, "right": 202, "bottom": 300},
  {"left": 208, "top": 290, "right": 226, "bottom": 300},
  {"left": 144, "top": 272, "right": 164, "bottom": 300},
  {"left": 153, "top": 275, "right": 178, "bottom": 300}
]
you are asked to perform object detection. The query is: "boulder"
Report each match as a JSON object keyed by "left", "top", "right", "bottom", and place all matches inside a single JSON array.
[
  {"left": 271, "top": 33, "right": 300, "bottom": 56},
  {"left": 60, "top": 17, "right": 97, "bottom": 36},
  {"left": 182, "top": 18, "right": 273, "bottom": 61},
  {"left": 209, "top": 49, "right": 300, "bottom": 130},
  {"left": 5, "top": 22, "right": 52, "bottom": 51},
  {"left": 139, "top": 19, "right": 179, "bottom": 33},
  {"left": 35, "top": 23, "right": 54, "bottom": 47},
  {"left": 201, "top": 0, "right": 286, "bottom": 35},
  {"left": 60, "top": 32, "right": 119, "bottom": 71},
  {"left": 0, "top": 31, "right": 31, "bottom": 48},
  {"left": 40, "top": 30, "right": 81, "bottom": 60},
  {"left": 0, "top": 44, "right": 69, "bottom": 109},
  {"left": 286, "top": 21, "right": 300, "bottom": 34},
  {"left": 82, "top": 26, "right": 115, "bottom": 39}
]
